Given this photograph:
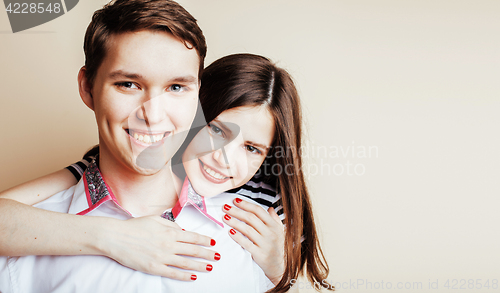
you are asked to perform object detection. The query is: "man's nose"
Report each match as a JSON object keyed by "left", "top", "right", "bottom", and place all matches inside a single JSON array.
[{"left": 136, "top": 92, "right": 168, "bottom": 126}]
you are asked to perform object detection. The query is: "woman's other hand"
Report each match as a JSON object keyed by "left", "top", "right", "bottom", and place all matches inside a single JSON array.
[{"left": 222, "top": 198, "right": 285, "bottom": 285}]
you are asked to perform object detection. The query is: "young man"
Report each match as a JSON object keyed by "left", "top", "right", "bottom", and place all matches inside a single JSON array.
[{"left": 0, "top": 0, "right": 217, "bottom": 291}]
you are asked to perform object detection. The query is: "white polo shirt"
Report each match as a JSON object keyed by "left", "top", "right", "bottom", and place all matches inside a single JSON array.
[{"left": 0, "top": 160, "right": 274, "bottom": 293}]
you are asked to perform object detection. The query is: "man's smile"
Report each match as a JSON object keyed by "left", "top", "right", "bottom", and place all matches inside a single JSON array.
[{"left": 126, "top": 129, "right": 171, "bottom": 145}]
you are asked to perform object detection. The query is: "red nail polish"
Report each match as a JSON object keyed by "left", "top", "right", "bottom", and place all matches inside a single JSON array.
[
  {"left": 224, "top": 214, "right": 231, "bottom": 221},
  {"left": 235, "top": 198, "right": 242, "bottom": 204},
  {"left": 206, "top": 264, "right": 213, "bottom": 272},
  {"left": 182, "top": 229, "right": 185, "bottom": 231},
  {"left": 210, "top": 239, "right": 216, "bottom": 246},
  {"left": 214, "top": 253, "right": 221, "bottom": 261},
  {"left": 191, "top": 274, "right": 197, "bottom": 281},
  {"left": 223, "top": 204, "right": 231, "bottom": 211},
  {"left": 230, "top": 229, "right": 236, "bottom": 235}
]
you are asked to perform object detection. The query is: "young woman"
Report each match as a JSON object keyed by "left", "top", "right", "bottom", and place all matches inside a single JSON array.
[{"left": 0, "top": 54, "right": 332, "bottom": 292}]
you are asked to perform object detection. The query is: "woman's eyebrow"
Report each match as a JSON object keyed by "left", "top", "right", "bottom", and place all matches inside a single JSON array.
[
  {"left": 246, "top": 141, "right": 270, "bottom": 151},
  {"left": 213, "top": 119, "right": 235, "bottom": 136},
  {"left": 213, "top": 119, "right": 269, "bottom": 150}
]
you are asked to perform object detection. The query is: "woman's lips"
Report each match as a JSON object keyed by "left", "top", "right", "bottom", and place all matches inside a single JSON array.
[{"left": 199, "top": 160, "right": 231, "bottom": 184}]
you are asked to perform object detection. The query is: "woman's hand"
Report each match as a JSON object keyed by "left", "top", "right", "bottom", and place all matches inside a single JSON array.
[
  {"left": 99, "top": 215, "right": 220, "bottom": 281},
  {"left": 222, "top": 198, "right": 285, "bottom": 285}
]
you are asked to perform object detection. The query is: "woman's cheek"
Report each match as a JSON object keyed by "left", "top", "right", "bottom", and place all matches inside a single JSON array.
[{"left": 246, "top": 155, "right": 264, "bottom": 179}]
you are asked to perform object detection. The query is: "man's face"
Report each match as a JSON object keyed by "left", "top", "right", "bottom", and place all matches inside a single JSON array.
[{"left": 82, "top": 30, "right": 200, "bottom": 175}]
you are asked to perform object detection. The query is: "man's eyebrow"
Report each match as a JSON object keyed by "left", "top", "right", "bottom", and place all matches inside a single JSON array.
[
  {"left": 108, "top": 70, "right": 143, "bottom": 80},
  {"left": 108, "top": 71, "right": 197, "bottom": 84},
  {"left": 171, "top": 76, "right": 198, "bottom": 84}
]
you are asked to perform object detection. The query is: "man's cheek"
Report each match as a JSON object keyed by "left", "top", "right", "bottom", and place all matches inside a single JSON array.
[{"left": 176, "top": 103, "right": 198, "bottom": 130}]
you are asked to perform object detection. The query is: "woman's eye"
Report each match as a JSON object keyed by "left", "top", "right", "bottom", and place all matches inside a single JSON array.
[
  {"left": 245, "top": 145, "right": 262, "bottom": 154},
  {"left": 116, "top": 82, "right": 139, "bottom": 89},
  {"left": 208, "top": 123, "right": 224, "bottom": 137},
  {"left": 169, "top": 84, "right": 184, "bottom": 92}
]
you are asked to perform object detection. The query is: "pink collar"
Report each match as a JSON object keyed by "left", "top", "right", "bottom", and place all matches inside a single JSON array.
[
  {"left": 76, "top": 157, "right": 130, "bottom": 216},
  {"left": 161, "top": 178, "right": 224, "bottom": 227}
]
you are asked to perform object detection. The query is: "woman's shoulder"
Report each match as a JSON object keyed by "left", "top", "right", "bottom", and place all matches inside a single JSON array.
[
  {"left": 226, "top": 175, "right": 284, "bottom": 220},
  {"left": 66, "top": 148, "right": 98, "bottom": 181}
]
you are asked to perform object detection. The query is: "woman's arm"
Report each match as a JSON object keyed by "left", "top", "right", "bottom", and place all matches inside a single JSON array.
[
  {"left": 0, "top": 169, "right": 77, "bottom": 205},
  {"left": 0, "top": 197, "right": 108, "bottom": 256},
  {"left": 0, "top": 168, "right": 83, "bottom": 255},
  {"left": 0, "top": 169, "right": 220, "bottom": 281}
]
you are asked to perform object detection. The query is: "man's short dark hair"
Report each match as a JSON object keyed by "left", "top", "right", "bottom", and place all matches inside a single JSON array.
[{"left": 83, "top": 0, "right": 206, "bottom": 85}]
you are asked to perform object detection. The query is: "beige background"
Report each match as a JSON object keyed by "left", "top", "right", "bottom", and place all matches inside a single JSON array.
[{"left": 1, "top": 1, "right": 499, "bottom": 292}]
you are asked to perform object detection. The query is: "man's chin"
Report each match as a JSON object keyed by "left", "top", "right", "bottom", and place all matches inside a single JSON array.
[
  {"left": 138, "top": 169, "right": 164, "bottom": 176},
  {"left": 133, "top": 145, "right": 170, "bottom": 171},
  {"left": 132, "top": 153, "right": 168, "bottom": 174},
  {"left": 132, "top": 164, "right": 166, "bottom": 176}
]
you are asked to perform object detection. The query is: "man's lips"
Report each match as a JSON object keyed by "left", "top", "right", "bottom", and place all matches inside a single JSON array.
[
  {"left": 126, "top": 129, "right": 171, "bottom": 145},
  {"left": 199, "top": 160, "right": 232, "bottom": 184}
]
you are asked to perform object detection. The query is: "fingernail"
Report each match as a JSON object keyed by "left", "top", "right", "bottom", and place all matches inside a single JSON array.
[
  {"left": 206, "top": 264, "right": 213, "bottom": 271},
  {"left": 229, "top": 229, "right": 236, "bottom": 235},
  {"left": 191, "top": 274, "right": 197, "bottom": 281},
  {"left": 210, "top": 239, "right": 216, "bottom": 246},
  {"left": 235, "top": 198, "right": 242, "bottom": 204},
  {"left": 223, "top": 204, "right": 231, "bottom": 211},
  {"left": 224, "top": 214, "right": 231, "bottom": 221},
  {"left": 214, "top": 253, "right": 221, "bottom": 261},
  {"left": 182, "top": 229, "right": 185, "bottom": 231}
]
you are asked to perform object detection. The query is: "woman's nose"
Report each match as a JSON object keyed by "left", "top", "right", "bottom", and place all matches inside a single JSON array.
[
  {"left": 212, "top": 148, "right": 230, "bottom": 168},
  {"left": 212, "top": 141, "right": 239, "bottom": 169}
]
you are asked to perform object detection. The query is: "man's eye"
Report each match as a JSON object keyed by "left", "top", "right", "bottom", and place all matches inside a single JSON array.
[
  {"left": 169, "top": 84, "right": 184, "bottom": 92},
  {"left": 245, "top": 145, "right": 262, "bottom": 154},
  {"left": 208, "top": 123, "right": 224, "bottom": 137},
  {"left": 116, "top": 82, "right": 139, "bottom": 89}
]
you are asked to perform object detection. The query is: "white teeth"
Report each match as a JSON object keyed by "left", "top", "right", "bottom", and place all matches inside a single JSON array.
[
  {"left": 130, "top": 131, "right": 165, "bottom": 145},
  {"left": 203, "top": 164, "right": 227, "bottom": 180}
]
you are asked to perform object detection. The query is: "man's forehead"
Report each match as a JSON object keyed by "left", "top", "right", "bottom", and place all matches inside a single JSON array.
[{"left": 99, "top": 30, "right": 200, "bottom": 82}]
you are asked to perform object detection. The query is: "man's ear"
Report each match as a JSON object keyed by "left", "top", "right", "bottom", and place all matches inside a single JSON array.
[{"left": 78, "top": 67, "right": 94, "bottom": 110}]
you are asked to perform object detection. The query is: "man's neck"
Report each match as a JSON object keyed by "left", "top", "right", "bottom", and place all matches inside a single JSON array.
[{"left": 97, "top": 151, "right": 183, "bottom": 217}]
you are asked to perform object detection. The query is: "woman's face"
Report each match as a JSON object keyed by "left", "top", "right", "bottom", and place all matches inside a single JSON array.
[{"left": 182, "top": 105, "right": 275, "bottom": 197}]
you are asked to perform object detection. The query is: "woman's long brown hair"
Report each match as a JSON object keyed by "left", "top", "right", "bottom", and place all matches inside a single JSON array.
[{"left": 193, "top": 54, "right": 333, "bottom": 292}]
